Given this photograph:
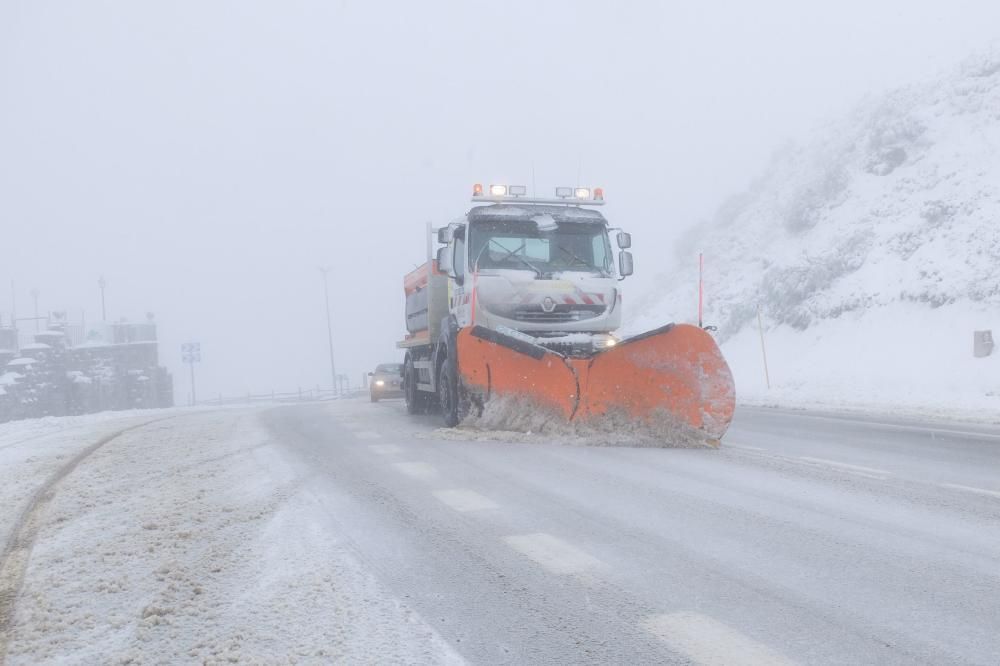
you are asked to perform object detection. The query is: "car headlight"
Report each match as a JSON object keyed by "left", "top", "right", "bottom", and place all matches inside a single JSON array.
[{"left": 375, "top": 380, "right": 385, "bottom": 387}]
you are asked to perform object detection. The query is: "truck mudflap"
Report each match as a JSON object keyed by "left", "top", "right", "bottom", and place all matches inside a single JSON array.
[{"left": 455, "top": 323, "right": 735, "bottom": 442}]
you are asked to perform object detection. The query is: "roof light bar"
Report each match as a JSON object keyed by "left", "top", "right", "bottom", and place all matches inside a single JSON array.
[{"left": 470, "top": 183, "right": 605, "bottom": 205}]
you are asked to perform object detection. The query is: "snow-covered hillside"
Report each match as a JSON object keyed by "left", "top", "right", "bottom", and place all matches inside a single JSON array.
[{"left": 634, "top": 51, "right": 1000, "bottom": 417}]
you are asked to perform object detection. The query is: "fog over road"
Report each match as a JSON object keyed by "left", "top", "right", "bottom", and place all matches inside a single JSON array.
[{"left": 261, "top": 400, "right": 1000, "bottom": 665}]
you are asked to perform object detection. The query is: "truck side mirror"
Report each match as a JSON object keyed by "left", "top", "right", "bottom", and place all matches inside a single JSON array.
[
  {"left": 436, "top": 246, "right": 454, "bottom": 276},
  {"left": 618, "top": 251, "right": 634, "bottom": 277},
  {"left": 616, "top": 231, "right": 632, "bottom": 249},
  {"left": 438, "top": 222, "right": 463, "bottom": 244}
]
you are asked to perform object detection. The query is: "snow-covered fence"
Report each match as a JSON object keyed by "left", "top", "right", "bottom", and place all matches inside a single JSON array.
[{"left": 196, "top": 387, "right": 360, "bottom": 407}]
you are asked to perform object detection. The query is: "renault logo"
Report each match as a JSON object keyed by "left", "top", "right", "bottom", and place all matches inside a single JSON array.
[{"left": 541, "top": 296, "right": 556, "bottom": 313}]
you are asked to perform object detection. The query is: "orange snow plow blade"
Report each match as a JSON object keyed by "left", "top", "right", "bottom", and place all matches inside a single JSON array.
[
  {"left": 574, "top": 323, "right": 735, "bottom": 441},
  {"left": 455, "top": 323, "right": 735, "bottom": 442},
  {"left": 456, "top": 326, "right": 579, "bottom": 419}
]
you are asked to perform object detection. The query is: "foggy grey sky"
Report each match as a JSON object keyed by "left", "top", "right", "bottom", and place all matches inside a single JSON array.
[{"left": 2, "top": 1, "right": 998, "bottom": 398}]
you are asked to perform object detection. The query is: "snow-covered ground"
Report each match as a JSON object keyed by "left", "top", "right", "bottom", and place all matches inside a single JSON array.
[
  {"left": 0, "top": 410, "right": 167, "bottom": 552},
  {"left": 0, "top": 408, "right": 462, "bottom": 665},
  {"left": 724, "top": 300, "right": 1000, "bottom": 422},
  {"left": 631, "top": 50, "right": 1000, "bottom": 420}
]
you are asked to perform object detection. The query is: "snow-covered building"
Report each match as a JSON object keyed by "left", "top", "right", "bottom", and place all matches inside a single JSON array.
[{"left": 0, "top": 321, "right": 173, "bottom": 423}]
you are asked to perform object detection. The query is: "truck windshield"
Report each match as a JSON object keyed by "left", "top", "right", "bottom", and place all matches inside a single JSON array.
[{"left": 469, "top": 220, "right": 612, "bottom": 276}]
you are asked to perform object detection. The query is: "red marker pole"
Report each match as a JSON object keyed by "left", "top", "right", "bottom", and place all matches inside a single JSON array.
[
  {"left": 470, "top": 266, "right": 479, "bottom": 326},
  {"left": 698, "top": 252, "right": 704, "bottom": 328}
]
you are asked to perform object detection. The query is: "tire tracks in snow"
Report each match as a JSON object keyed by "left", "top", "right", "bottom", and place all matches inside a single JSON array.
[
  {"left": 0, "top": 423, "right": 97, "bottom": 453},
  {"left": 0, "top": 416, "right": 176, "bottom": 663}
]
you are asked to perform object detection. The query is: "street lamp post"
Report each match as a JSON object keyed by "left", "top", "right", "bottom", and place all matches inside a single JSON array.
[
  {"left": 181, "top": 342, "right": 201, "bottom": 406},
  {"left": 30, "top": 288, "right": 39, "bottom": 332},
  {"left": 98, "top": 276, "right": 107, "bottom": 321},
  {"left": 319, "top": 267, "right": 337, "bottom": 397}
]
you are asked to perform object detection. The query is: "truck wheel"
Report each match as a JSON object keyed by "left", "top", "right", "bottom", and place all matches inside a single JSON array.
[
  {"left": 438, "top": 358, "right": 464, "bottom": 427},
  {"left": 404, "top": 360, "right": 426, "bottom": 415}
]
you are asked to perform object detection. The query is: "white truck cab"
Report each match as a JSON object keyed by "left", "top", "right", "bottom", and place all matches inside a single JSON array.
[{"left": 435, "top": 185, "right": 634, "bottom": 356}]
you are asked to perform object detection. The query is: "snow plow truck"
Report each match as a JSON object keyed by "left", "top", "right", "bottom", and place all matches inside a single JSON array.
[{"left": 397, "top": 184, "right": 735, "bottom": 444}]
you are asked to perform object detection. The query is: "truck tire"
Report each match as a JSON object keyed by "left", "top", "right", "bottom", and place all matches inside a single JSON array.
[
  {"left": 404, "top": 359, "right": 427, "bottom": 415},
  {"left": 438, "top": 358, "right": 463, "bottom": 427}
]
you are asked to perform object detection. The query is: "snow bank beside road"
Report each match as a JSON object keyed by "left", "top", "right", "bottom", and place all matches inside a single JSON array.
[
  {"left": 0, "top": 410, "right": 166, "bottom": 553},
  {"left": 2, "top": 409, "right": 462, "bottom": 664},
  {"left": 723, "top": 300, "right": 1000, "bottom": 422}
]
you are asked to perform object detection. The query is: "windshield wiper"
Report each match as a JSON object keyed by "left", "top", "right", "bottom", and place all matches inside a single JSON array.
[
  {"left": 488, "top": 239, "right": 543, "bottom": 277},
  {"left": 555, "top": 244, "right": 607, "bottom": 276}
]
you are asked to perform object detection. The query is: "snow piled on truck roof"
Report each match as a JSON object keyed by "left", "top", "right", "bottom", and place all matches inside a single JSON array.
[{"left": 468, "top": 204, "right": 606, "bottom": 223}]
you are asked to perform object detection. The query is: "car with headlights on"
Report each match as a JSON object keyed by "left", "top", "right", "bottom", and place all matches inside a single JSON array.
[{"left": 369, "top": 362, "right": 404, "bottom": 402}]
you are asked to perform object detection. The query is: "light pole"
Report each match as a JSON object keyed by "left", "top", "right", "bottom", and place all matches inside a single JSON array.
[
  {"left": 30, "top": 288, "right": 39, "bottom": 332},
  {"left": 181, "top": 342, "right": 201, "bottom": 405},
  {"left": 98, "top": 275, "right": 107, "bottom": 321},
  {"left": 319, "top": 266, "right": 337, "bottom": 397}
]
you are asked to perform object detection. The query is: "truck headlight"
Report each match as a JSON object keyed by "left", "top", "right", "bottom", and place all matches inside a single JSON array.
[
  {"left": 593, "top": 336, "right": 618, "bottom": 350},
  {"left": 375, "top": 380, "right": 385, "bottom": 387}
]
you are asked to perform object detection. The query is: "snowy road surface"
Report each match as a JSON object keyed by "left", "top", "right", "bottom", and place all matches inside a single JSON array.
[{"left": 2, "top": 401, "right": 999, "bottom": 664}]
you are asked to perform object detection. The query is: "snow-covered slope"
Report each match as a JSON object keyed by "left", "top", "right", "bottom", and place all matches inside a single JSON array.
[{"left": 634, "top": 52, "right": 1000, "bottom": 417}]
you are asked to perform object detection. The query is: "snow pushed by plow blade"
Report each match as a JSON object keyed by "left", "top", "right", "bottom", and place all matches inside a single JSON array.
[{"left": 456, "top": 323, "right": 735, "bottom": 447}]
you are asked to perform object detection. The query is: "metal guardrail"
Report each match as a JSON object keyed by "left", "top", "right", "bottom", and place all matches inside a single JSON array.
[{"left": 195, "top": 387, "right": 367, "bottom": 407}]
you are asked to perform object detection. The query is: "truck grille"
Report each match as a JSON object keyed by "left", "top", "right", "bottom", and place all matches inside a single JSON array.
[
  {"left": 539, "top": 340, "right": 594, "bottom": 357},
  {"left": 511, "top": 304, "right": 605, "bottom": 323}
]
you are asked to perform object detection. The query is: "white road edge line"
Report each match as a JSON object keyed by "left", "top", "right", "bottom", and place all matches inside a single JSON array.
[
  {"left": 941, "top": 482, "right": 1000, "bottom": 499},
  {"left": 503, "top": 533, "right": 602, "bottom": 575},
  {"left": 757, "top": 410, "right": 1000, "bottom": 441},
  {"left": 368, "top": 444, "right": 403, "bottom": 455},
  {"left": 798, "top": 456, "right": 891, "bottom": 478},
  {"left": 643, "top": 611, "right": 797, "bottom": 666},
  {"left": 392, "top": 461, "right": 439, "bottom": 480},
  {"left": 728, "top": 444, "right": 765, "bottom": 451},
  {"left": 433, "top": 489, "right": 500, "bottom": 512}
]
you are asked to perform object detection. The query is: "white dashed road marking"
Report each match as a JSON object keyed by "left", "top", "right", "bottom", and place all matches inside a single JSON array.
[
  {"left": 941, "top": 482, "right": 1000, "bottom": 499},
  {"left": 368, "top": 444, "right": 403, "bottom": 455},
  {"left": 643, "top": 612, "right": 797, "bottom": 666},
  {"left": 798, "top": 456, "right": 890, "bottom": 479},
  {"left": 355, "top": 430, "right": 381, "bottom": 440},
  {"left": 503, "top": 533, "right": 602, "bottom": 575},
  {"left": 392, "top": 462, "right": 439, "bottom": 480},
  {"left": 433, "top": 489, "right": 499, "bottom": 512}
]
